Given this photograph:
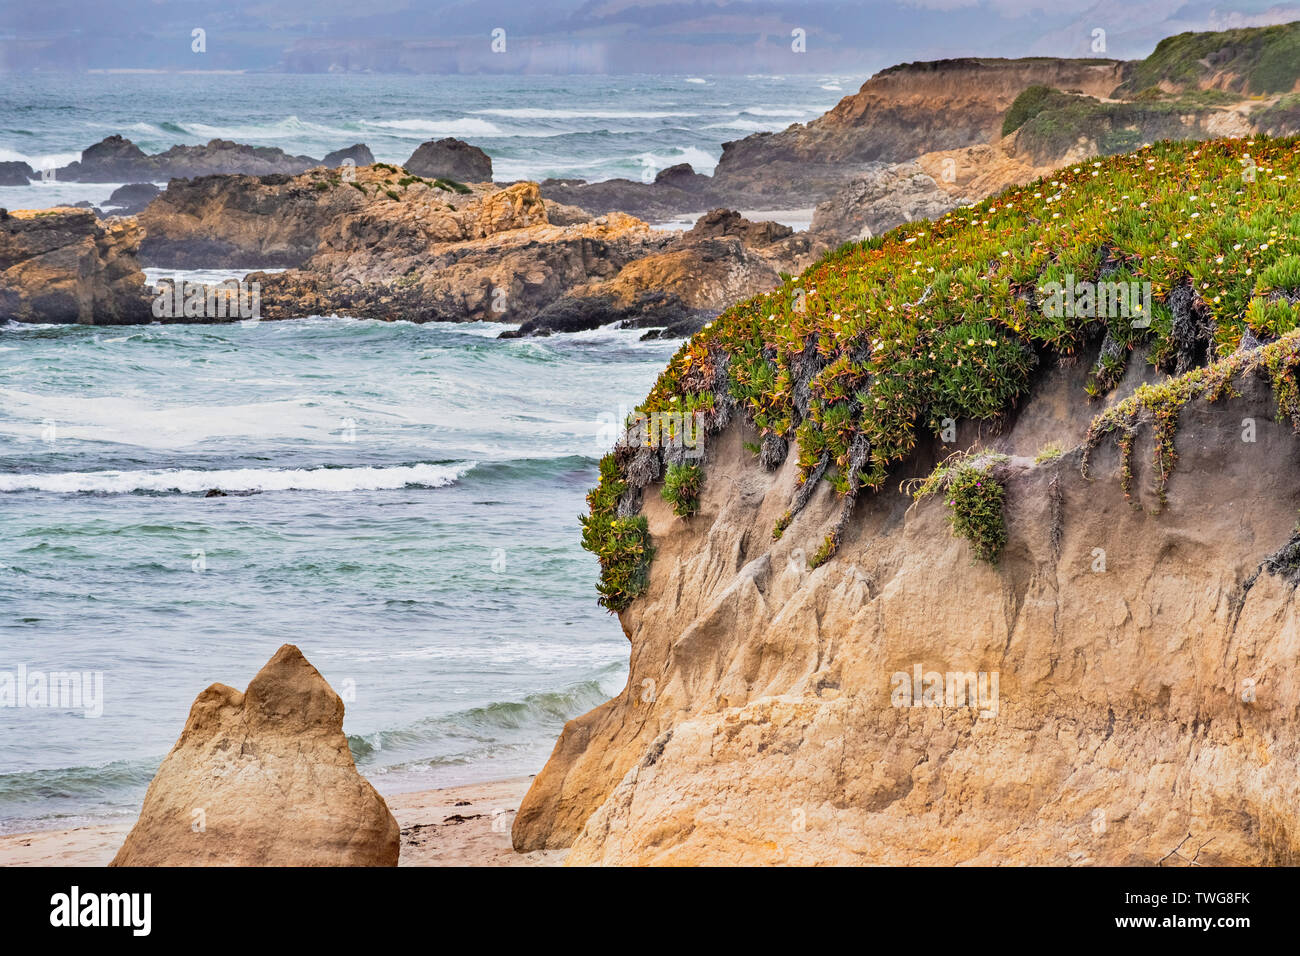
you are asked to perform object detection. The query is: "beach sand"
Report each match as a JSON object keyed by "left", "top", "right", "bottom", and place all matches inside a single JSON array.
[{"left": 0, "top": 775, "right": 565, "bottom": 867}]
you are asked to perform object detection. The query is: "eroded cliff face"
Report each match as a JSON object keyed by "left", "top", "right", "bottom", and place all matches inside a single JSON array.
[
  {"left": 515, "top": 351, "right": 1300, "bottom": 865},
  {"left": 0, "top": 208, "right": 151, "bottom": 325}
]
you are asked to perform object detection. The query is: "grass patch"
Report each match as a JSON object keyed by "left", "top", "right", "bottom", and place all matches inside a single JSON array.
[{"left": 1034, "top": 442, "right": 1065, "bottom": 463}]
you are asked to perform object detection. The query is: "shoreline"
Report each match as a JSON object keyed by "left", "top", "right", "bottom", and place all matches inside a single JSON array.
[{"left": 0, "top": 775, "right": 564, "bottom": 867}]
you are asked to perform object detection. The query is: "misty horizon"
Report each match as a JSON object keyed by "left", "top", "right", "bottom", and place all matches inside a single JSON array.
[{"left": 3, "top": 0, "right": 1299, "bottom": 75}]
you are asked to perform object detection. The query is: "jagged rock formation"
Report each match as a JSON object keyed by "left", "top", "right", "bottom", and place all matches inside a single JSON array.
[
  {"left": 135, "top": 165, "right": 807, "bottom": 333},
  {"left": 111, "top": 644, "right": 399, "bottom": 867},
  {"left": 403, "top": 137, "right": 492, "bottom": 182},
  {"left": 539, "top": 164, "right": 727, "bottom": 221},
  {"left": 138, "top": 164, "right": 544, "bottom": 269},
  {"left": 323, "top": 143, "right": 375, "bottom": 168},
  {"left": 0, "top": 207, "right": 151, "bottom": 325},
  {"left": 507, "top": 210, "right": 817, "bottom": 338}
]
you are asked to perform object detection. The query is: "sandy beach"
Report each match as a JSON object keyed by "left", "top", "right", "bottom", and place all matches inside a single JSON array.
[{"left": 0, "top": 776, "right": 565, "bottom": 867}]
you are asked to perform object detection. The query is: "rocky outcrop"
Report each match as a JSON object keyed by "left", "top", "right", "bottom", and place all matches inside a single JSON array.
[
  {"left": 539, "top": 164, "right": 727, "bottom": 221},
  {"left": 323, "top": 143, "right": 375, "bottom": 168},
  {"left": 809, "top": 144, "right": 1052, "bottom": 245},
  {"left": 111, "top": 644, "right": 399, "bottom": 867},
  {"left": 51, "top": 135, "right": 374, "bottom": 182},
  {"left": 0, "top": 161, "right": 34, "bottom": 185},
  {"left": 102, "top": 183, "right": 161, "bottom": 216},
  {"left": 501, "top": 210, "right": 816, "bottom": 338},
  {"left": 0, "top": 207, "right": 151, "bottom": 325},
  {"left": 255, "top": 202, "right": 680, "bottom": 325},
  {"left": 403, "top": 137, "right": 492, "bottom": 183},
  {"left": 135, "top": 165, "right": 805, "bottom": 334},
  {"left": 686, "top": 207, "right": 793, "bottom": 247},
  {"left": 515, "top": 345, "right": 1300, "bottom": 864},
  {"left": 810, "top": 162, "right": 971, "bottom": 244}
]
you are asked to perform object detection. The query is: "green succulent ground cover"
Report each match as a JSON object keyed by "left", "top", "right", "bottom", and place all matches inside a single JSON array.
[{"left": 583, "top": 136, "right": 1300, "bottom": 610}]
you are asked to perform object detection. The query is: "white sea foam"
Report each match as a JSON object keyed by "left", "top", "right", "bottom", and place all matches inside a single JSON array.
[
  {"left": 471, "top": 108, "right": 699, "bottom": 120},
  {"left": 360, "top": 118, "right": 503, "bottom": 138},
  {"left": 183, "top": 115, "right": 357, "bottom": 141},
  {"left": 0, "top": 148, "right": 81, "bottom": 169},
  {"left": 0, "top": 462, "right": 474, "bottom": 494}
]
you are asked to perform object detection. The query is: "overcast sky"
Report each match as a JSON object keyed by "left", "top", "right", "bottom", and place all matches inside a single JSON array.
[{"left": 2, "top": 0, "right": 1298, "bottom": 73}]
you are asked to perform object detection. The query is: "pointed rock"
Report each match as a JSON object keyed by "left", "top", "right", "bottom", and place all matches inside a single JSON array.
[{"left": 111, "top": 644, "right": 398, "bottom": 866}]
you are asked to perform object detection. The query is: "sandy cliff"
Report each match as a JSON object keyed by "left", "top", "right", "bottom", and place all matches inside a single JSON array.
[
  {"left": 515, "top": 135, "right": 1300, "bottom": 865},
  {"left": 516, "top": 344, "right": 1300, "bottom": 865}
]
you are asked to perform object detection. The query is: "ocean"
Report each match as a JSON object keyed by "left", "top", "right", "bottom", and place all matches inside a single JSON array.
[
  {"left": 0, "top": 72, "right": 861, "bottom": 834},
  {"left": 0, "top": 72, "right": 860, "bottom": 212}
]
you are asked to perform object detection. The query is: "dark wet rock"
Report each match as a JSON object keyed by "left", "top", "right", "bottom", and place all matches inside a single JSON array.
[
  {"left": 686, "top": 208, "right": 794, "bottom": 247},
  {"left": 54, "top": 135, "right": 323, "bottom": 183},
  {"left": 103, "top": 183, "right": 161, "bottom": 216},
  {"left": 538, "top": 170, "right": 725, "bottom": 222},
  {"left": 0, "top": 161, "right": 35, "bottom": 186},
  {"left": 403, "top": 138, "right": 492, "bottom": 183},
  {"left": 323, "top": 144, "right": 375, "bottom": 168}
]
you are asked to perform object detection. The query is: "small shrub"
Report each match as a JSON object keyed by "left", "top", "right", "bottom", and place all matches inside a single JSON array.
[
  {"left": 945, "top": 466, "right": 1008, "bottom": 563},
  {"left": 661, "top": 463, "right": 703, "bottom": 517}
]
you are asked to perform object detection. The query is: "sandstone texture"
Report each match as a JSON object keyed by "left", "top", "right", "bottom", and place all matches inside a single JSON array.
[
  {"left": 111, "top": 644, "right": 399, "bottom": 867},
  {"left": 0, "top": 207, "right": 151, "bottom": 325},
  {"left": 516, "top": 348, "right": 1300, "bottom": 865}
]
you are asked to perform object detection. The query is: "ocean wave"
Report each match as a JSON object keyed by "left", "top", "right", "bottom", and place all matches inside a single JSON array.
[
  {"left": 179, "top": 114, "right": 361, "bottom": 143},
  {"left": 360, "top": 117, "right": 503, "bottom": 138},
  {"left": 0, "top": 147, "right": 80, "bottom": 169},
  {"left": 0, "top": 462, "right": 475, "bottom": 495},
  {"left": 635, "top": 145, "right": 719, "bottom": 175},
  {"left": 0, "top": 757, "right": 158, "bottom": 831},
  {"left": 742, "top": 106, "right": 823, "bottom": 117},
  {"left": 348, "top": 675, "right": 622, "bottom": 762},
  {"left": 703, "top": 119, "right": 782, "bottom": 133},
  {"left": 472, "top": 108, "right": 699, "bottom": 120}
]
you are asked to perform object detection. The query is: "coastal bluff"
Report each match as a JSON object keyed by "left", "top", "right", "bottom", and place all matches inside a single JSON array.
[{"left": 516, "top": 342, "right": 1300, "bottom": 865}]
